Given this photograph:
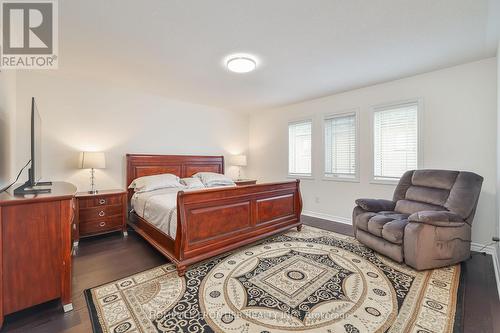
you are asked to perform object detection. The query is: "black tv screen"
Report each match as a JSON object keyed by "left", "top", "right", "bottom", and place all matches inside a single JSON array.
[
  {"left": 32, "top": 98, "right": 42, "bottom": 185},
  {"left": 13, "top": 97, "right": 51, "bottom": 195}
]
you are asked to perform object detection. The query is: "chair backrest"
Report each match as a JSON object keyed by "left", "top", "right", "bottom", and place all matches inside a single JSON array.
[{"left": 392, "top": 170, "right": 483, "bottom": 224}]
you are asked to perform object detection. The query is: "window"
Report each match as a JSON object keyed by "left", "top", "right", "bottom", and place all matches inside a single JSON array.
[
  {"left": 288, "top": 120, "right": 312, "bottom": 176},
  {"left": 324, "top": 112, "right": 357, "bottom": 180},
  {"left": 373, "top": 101, "right": 419, "bottom": 181}
]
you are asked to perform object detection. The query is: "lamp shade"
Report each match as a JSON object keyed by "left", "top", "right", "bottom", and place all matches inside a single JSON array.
[
  {"left": 80, "top": 152, "right": 106, "bottom": 169},
  {"left": 230, "top": 154, "right": 247, "bottom": 167}
]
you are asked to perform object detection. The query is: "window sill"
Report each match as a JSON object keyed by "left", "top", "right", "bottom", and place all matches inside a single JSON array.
[
  {"left": 287, "top": 175, "right": 314, "bottom": 180},
  {"left": 322, "top": 176, "right": 360, "bottom": 183},
  {"left": 370, "top": 178, "right": 399, "bottom": 185}
]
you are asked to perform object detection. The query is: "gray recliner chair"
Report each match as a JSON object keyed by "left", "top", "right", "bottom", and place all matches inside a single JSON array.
[{"left": 353, "top": 170, "right": 483, "bottom": 270}]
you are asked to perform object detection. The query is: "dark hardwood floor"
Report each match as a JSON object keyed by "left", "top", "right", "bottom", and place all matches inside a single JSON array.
[{"left": 1, "top": 216, "right": 499, "bottom": 332}]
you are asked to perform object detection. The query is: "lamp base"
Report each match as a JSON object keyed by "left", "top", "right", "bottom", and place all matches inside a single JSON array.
[{"left": 88, "top": 168, "right": 98, "bottom": 194}]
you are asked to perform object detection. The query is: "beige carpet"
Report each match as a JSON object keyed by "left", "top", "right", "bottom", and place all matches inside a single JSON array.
[{"left": 85, "top": 226, "right": 461, "bottom": 333}]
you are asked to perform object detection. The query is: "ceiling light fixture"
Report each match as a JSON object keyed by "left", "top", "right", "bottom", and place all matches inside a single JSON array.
[{"left": 226, "top": 55, "right": 257, "bottom": 73}]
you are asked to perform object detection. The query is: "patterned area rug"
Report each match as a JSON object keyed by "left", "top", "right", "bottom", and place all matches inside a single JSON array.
[{"left": 85, "top": 226, "right": 463, "bottom": 333}]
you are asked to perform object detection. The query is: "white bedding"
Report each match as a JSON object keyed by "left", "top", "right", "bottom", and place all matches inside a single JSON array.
[{"left": 131, "top": 185, "right": 236, "bottom": 239}]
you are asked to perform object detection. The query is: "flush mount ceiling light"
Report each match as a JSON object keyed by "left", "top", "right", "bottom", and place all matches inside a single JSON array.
[{"left": 226, "top": 55, "right": 257, "bottom": 73}]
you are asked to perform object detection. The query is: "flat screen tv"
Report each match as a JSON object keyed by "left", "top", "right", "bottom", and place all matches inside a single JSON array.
[{"left": 14, "top": 97, "right": 52, "bottom": 195}]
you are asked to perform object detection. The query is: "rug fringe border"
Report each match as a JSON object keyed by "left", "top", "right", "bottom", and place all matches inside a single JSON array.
[{"left": 84, "top": 288, "right": 104, "bottom": 333}]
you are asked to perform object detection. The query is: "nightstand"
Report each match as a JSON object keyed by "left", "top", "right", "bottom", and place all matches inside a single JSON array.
[
  {"left": 234, "top": 179, "right": 257, "bottom": 186},
  {"left": 73, "top": 189, "right": 127, "bottom": 247}
]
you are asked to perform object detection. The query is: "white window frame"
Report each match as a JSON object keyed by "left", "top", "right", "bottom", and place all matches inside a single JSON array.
[
  {"left": 370, "top": 98, "right": 423, "bottom": 185},
  {"left": 287, "top": 118, "right": 314, "bottom": 179},
  {"left": 322, "top": 109, "right": 360, "bottom": 182}
]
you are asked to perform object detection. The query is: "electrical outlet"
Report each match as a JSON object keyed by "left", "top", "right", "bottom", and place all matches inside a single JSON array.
[
  {"left": 314, "top": 196, "right": 320, "bottom": 204},
  {"left": 492, "top": 236, "right": 500, "bottom": 242}
]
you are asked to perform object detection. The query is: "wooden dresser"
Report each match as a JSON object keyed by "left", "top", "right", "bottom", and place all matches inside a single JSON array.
[
  {"left": 74, "top": 190, "right": 127, "bottom": 246},
  {"left": 0, "top": 182, "right": 77, "bottom": 327}
]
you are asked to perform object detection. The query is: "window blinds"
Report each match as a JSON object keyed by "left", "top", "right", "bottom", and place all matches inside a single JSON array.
[
  {"left": 324, "top": 113, "right": 357, "bottom": 178},
  {"left": 288, "top": 120, "right": 312, "bottom": 175},
  {"left": 373, "top": 102, "right": 418, "bottom": 180}
]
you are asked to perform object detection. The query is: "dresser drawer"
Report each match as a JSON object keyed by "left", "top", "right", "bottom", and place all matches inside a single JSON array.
[
  {"left": 79, "top": 217, "right": 123, "bottom": 235},
  {"left": 78, "top": 195, "right": 122, "bottom": 208},
  {"left": 79, "top": 205, "right": 123, "bottom": 221}
]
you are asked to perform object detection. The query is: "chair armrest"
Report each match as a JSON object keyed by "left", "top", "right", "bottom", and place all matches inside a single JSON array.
[
  {"left": 355, "top": 198, "right": 395, "bottom": 212},
  {"left": 408, "top": 211, "right": 466, "bottom": 227}
]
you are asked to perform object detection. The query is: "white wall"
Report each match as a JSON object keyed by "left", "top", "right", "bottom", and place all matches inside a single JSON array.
[
  {"left": 496, "top": 44, "right": 500, "bottom": 265},
  {"left": 248, "top": 58, "right": 497, "bottom": 245},
  {"left": 0, "top": 71, "right": 17, "bottom": 189},
  {"left": 14, "top": 71, "right": 249, "bottom": 191}
]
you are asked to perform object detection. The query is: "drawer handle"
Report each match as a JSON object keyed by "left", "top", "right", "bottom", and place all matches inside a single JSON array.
[
  {"left": 98, "top": 211, "right": 105, "bottom": 217},
  {"left": 99, "top": 199, "right": 106, "bottom": 205},
  {"left": 99, "top": 222, "right": 106, "bottom": 227}
]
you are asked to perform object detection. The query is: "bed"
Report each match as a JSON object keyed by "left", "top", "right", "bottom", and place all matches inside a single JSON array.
[{"left": 126, "top": 154, "right": 303, "bottom": 276}]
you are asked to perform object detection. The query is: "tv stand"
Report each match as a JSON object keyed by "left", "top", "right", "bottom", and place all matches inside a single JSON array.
[{"left": 13, "top": 181, "right": 53, "bottom": 195}]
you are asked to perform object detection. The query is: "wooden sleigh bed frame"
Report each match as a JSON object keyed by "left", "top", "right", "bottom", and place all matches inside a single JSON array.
[{"left": 126, "top": 154, "right": 303, "bottom": 276}]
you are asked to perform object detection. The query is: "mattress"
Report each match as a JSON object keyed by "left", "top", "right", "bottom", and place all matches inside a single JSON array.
[
  {"left": 131, "top": 187, "right": 180, "bottom": 238},
  {"left": 131, "top": 185, "right": 236, "bottom": 239}
]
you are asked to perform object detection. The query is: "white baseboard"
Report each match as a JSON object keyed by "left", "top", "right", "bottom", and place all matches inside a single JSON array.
[
  {"left": 471, "top": 242, "right": 500, "bottom": 299},
  {"left": 301, "top": 212, "right": 500, "bottom": 299},
  {"left": 471, "top": 242, "right": 497, "bottom": 255},
  {"left": 301, "top": 210, "right": 351, "bottom": 225}
]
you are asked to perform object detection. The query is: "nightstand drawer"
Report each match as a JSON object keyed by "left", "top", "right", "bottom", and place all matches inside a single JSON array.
[
  {"left": 78, "top": 195, "right": 122, "bottom": 208},
  {"left": 79, "top": 217, "right": 123, "bottom": 235},
  {"left": 79, "top": 205, "right": 123, "bottom": 221}
]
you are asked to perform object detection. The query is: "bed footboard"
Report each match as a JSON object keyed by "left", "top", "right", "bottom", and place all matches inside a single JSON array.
[{"left": 174, "top": 180, "right": 302, "bottom": 273}]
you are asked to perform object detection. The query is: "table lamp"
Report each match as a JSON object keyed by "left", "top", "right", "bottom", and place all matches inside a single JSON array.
[
  {"left": 230, "top": 154, "right": 247, "bottom": 180},
  {"left": 80, "top": 151, "right": 106, "bottom": 194}
]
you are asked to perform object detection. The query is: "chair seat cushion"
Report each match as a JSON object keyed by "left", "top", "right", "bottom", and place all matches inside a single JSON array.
[
  {"left": 382, "top": 219, "right": 409, "bottom": 244},
  {"left": 354, "top": 211, "right": 409, "bottom": 244},
  {"left": 355, "top": 212, "right": 377, "bottom": 232},
  {"left": 367, "top": 215, "right": 393, "bottom": 237}
]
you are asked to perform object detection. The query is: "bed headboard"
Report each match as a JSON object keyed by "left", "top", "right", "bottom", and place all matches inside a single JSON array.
[{"left": 126, "top": 154, "right": 224, "bottom": 200}]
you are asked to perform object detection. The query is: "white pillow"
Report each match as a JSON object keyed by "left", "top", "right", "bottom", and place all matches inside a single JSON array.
[
  {"left": 193, "top": 172, "right": 235, "bottom": 187},
  {"left": 180, "top": 177, "right": 205, "bottom": 189},
  {"left": 128, "top": 173, "right": 183, "bottom": 193}
]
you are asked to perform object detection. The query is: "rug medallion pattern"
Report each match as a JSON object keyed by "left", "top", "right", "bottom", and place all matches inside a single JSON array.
[{"left": 86, "top": 226, "right": 460, "bottom": 333}]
